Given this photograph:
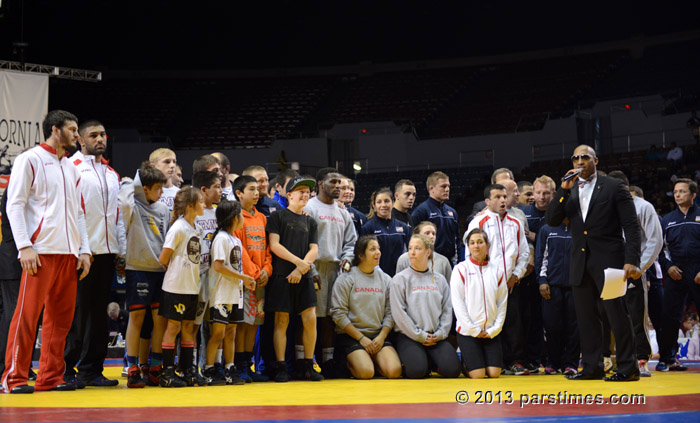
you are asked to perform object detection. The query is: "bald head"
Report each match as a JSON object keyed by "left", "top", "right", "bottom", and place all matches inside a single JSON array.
[
  {"left": 572, "top": 144, "right": 598, "bottom": 180},
  {"left": 502, "top": 179, "right": 519, "bottom": 208}
]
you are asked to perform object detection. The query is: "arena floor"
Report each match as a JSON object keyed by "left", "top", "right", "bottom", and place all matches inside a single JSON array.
[{"left": 1, "top": 360, "right": 699, "bottom": 423}]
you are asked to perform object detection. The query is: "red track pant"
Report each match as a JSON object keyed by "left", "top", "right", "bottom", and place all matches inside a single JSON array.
[{"left": 2, "top": 254, "right": 78, "bottom": 392}]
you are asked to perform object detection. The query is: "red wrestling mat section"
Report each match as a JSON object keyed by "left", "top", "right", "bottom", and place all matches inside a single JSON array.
[{"left": 2, "top": 394, "right": 698, "bottom": 422}]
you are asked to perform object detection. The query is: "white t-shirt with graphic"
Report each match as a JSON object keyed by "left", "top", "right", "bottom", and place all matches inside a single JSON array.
[
  {"left": 159, "top": 185, "right": 180, "bottom": 211},
  {"left": 195, "top": 206, "right": 217, "bottom": 301},
  {"left": 209, "top": 231, "right": 244, "bottom": 307},
  {"left": 162, "top": 217, "right": 201, "bottom": 295},
  {"left": 222, "top": 186, "right": 237, "bottom": 202}
]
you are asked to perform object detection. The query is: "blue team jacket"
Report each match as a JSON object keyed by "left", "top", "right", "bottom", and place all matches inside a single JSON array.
[
  {"left": 360, "top": 216, "right": 410, "bottom": 276},
  {"left": 535, "top": 223, "right": 572, "bottom": 287},
  {"left": 411, "top": 197, "right": 461, "bottom": 265},
  {"left": 660, "top": 204, "right": 700, "bottom": 270}
]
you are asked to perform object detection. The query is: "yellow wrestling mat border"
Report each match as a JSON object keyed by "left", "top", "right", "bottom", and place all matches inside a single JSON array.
[{"left": 1, "top": 367, "right": 699, "bottom": 408}]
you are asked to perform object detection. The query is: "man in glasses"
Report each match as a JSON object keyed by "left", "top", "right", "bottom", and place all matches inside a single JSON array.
[{"left": 546, "top": 144, "right": 642, "bottom": 382}]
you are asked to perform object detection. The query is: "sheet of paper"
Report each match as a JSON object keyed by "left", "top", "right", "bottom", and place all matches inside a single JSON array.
[{"left": 601, "top": 268, "right": 627, "bottom": 300}]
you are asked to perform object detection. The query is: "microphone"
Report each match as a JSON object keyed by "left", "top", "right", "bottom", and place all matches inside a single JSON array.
[{"left": 561, "top": 169, "right": 582, "bottom": 182}]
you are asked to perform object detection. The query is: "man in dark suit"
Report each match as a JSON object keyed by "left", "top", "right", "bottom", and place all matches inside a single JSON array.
[{"left": 546, "top": 145, "right": 642, "bottom": 381}]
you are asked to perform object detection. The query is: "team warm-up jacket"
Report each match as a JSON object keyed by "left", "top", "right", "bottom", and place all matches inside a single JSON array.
[
  {"left": 7, "top": 143, "right": 90, "bottom": 257},
  {"left": 659, "top": 204, "right": 700, "bottom": 270},
  {"left": 360, "top": 216, "right": 410, "bottom": 276},
  {"left": 535, "top": 223, "right": 572, "bottom": 287},
  {"left": 71, "top": 151, "right": 121, "bottom": 255},
  {"left": 411, "top": 197, "right": 461, "bottom": 265},
  {"left": 466, "top": 209, "right": 529, "bottom": 280},
  {"left": 450, "top": 257, "right": 508, "bottom": 338}
]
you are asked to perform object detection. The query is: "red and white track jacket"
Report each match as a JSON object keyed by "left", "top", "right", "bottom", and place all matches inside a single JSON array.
[
  {"left": 7, "top": 143, "right": 90, "bottom": 257},
  {"left": 71, "top": 151, "right": 120, "bottom": 255},
  {"left": 450, "top": 257, "right": 508, "bottom": 338},
  {"left": 465, "top": 209, "right": 529, "bottom": 280}
]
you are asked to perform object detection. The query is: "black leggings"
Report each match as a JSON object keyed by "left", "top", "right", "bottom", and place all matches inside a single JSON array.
[{"left": 395, "top": 333, "right": 460, "bottom": 378}]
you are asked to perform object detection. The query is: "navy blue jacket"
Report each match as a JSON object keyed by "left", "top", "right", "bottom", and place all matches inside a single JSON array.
[
  {"left": 360, "top": 216, "right": 410, "bottom": 276},
  {"left": 256, "top": 196, "right": 283, "bottom": 218},
  {"left": 535, "top": 223, "right": 572, "bottom": 287},
  {"left": 347, "top": 205, "right": 367, "bottom": 237},
  {"left": 522, "top": 204, "right": 547, "bottom": 242},
  {"left": 411, "top": 197, "right": 461, "bottom": 266},
  {"left": 660, "top": 204, "right": 700, "bottom": 270}
]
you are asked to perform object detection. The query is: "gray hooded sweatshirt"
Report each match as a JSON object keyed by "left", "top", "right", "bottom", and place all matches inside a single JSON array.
[{"left": 117, "top": 170, "right": 171, "bottom": 272}]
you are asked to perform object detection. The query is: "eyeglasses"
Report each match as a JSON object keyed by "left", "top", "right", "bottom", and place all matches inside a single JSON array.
[{"left": 571, "top": 154, "right": 594, "bottom": 162}]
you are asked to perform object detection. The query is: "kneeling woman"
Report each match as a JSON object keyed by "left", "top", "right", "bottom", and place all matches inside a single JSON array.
[
  {"left": 451, "top": 228, "right": 508, "bottom": 379},
  {"left": 330, "top": 235, "right": 402, "bottom": 379},
  {"left": 390, "top": 233, "right": 460, "bottom": 378}
]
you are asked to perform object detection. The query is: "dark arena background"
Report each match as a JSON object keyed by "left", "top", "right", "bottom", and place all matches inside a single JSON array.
[{"left": 0, "top": 1, "right": 699, "bottom": 422}]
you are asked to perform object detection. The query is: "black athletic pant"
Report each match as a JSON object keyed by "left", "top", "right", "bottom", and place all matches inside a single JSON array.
[
  {"left": 0, "top": 278, "right": 21, "bottom": 376},
  {"left": 501, "top": 283, "right": 525, "bottom": 367},
  {"left": 64, "top": 254, "right": 115, "bottom": 380},
  {"left": 542, "top": 285, "right": 579, "bottom": 370},
  {"left": 658, "top": 261, "right": 700, "bottom": 364},
  {"left": 395, "top": 333, "right": 460, "bottom": 379},
  {"left": 625, "top": 274, "right": 651, "bottom": 360},
  {"left": 647, "top": 275, "right": 664, "bottom": 335},
  {"left": 520, "top": 276, "right": 544, "bottom": 365}
]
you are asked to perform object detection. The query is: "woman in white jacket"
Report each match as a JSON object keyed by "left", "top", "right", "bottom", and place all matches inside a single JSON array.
[{"left": 451, "top": 228, "right": 508, "bottom": 379}]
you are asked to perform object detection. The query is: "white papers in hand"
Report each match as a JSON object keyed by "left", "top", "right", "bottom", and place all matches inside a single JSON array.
[{"left": 601, "top": 268, "right": 627, "bottom": 300}]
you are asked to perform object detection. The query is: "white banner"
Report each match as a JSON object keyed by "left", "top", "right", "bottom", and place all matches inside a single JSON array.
[{"left": 0, "top": 70, "right": 48, "bottom": 197}]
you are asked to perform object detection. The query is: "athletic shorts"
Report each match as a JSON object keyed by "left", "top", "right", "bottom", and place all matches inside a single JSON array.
[
  {"left": 159, "top": 292, "right": 198, "bottom": 321},
  {"left": 336, "top": 333, "right": 392, "bottom": 357},
  {"left": 125, "top": 270, "right": 164, "bottom": 311},
  {"left": 265, "top": 274, "right": 317, "bottom": 315},
  {"left": 194, "top": 300, "right": 208, "bottom": 325},
  {"left": 210, "top": 304, "right": 243, "bottom": 325},
  {"left": 456, "top": 333, "right": 502, "bottom": 372},
  {"left": 243, "top": 285, "right": 265, "bottom": 326}
]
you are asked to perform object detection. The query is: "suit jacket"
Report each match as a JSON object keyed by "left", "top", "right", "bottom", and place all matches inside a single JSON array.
[{"left": 545, "top": 175, "right": 641, "bottom": 287}]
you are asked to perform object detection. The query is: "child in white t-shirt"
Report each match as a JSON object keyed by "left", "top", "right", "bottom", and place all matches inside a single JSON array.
[
  {"left": 158, "top": 187, "right": 205, "bottom": 387},
  {"left": 203, "top": 200, "right": 256, "bottom": 385}
]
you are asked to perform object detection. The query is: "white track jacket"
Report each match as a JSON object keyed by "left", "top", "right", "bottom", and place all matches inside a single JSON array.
[
  {"left": 451, "top": 258, "right": 508, "bottom": 338},
  {"left": 7, "top": 143, "right": 90, "bottom": 257}
]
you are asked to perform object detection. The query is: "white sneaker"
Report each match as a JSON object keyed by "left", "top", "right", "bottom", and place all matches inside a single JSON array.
[{"left": 639, "top": 359, "right": 651, "bottom": 377}]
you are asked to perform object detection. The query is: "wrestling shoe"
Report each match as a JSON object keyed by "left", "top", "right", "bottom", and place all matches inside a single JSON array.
[
  {"left": 274, "top": 361, "right": 289, "bottom": 383},
  {"left": 203, "top": 366, "right": 226, "bottom": 386},
  {"left": 225, "top": 365, "right": 246, "bottom": 385},
  {"left": 127, "top": 365, "right": 145, "bottom": 388},
  {"left": 159, "top": 366, "right": 186, "bottom": 388},
  {"left": 302, "top": 359, "right": 324, "bottom": 381}
]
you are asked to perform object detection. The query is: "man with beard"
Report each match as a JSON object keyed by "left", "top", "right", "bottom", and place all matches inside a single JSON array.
[
  {"left": 303, "top": 168, "right": 356, "bottom": 377},
  {"left": 64, "top": 120, "right": 121, "bottom": 387},
  {"left": 2, "top": 110, "right": 92, "bottom": 393}
]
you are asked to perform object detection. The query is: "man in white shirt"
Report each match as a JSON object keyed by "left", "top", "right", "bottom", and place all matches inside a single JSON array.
[
  {"left": 2, "top": 110, "right": 92, "bottom": 394},
  {"left": 64, "top": 120, "right": 121, "bottom": 387}
]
